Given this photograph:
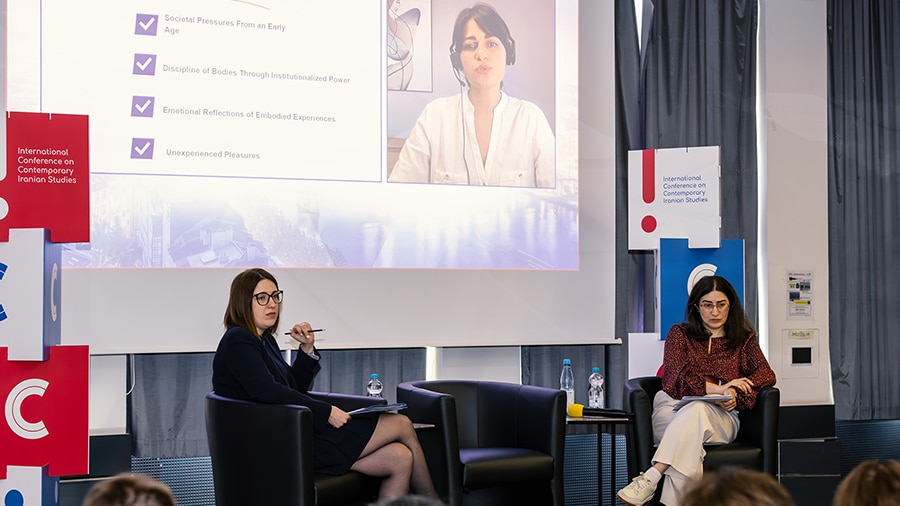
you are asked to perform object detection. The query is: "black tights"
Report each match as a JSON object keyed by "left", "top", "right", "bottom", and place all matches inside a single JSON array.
[{"left": 350, "top": 413, "right": 439, "bottom": 500}]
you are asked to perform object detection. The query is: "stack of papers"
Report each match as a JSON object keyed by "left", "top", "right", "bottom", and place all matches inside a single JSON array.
[
  {"left": 673, "top": 395, "right": 732, "bottom": 411},
  {"left": 348, "top": 403, "right": 408, "bottom": 416}
]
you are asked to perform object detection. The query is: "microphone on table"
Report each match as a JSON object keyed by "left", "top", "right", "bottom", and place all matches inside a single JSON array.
[{"left": 567, "top": 403, "right": 630, "bottom": 418}]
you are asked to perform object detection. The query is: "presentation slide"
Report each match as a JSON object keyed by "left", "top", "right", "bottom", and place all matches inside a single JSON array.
[
  {"left": 5, "top": 0, "right": 616, "bottom": 354},
  {"left": 40, "top": 1, "right": 383, "bottom": 182}
]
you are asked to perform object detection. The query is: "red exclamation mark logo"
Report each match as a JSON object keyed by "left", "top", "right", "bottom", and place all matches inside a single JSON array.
[{"left": 641, "top": 150, "right": 658, "bottom": 233}]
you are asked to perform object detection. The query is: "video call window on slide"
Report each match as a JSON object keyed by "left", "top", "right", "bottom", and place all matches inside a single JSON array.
[
  {"left": 12, "top": 0, "right": 579, "bottom": 270},
  {"left": 387, "top": 1, "right": 557, "bottom": 189}
]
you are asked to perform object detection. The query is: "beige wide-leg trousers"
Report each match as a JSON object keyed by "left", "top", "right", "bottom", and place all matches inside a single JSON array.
[{"left": 650, "top": 390, "right": 740, "bottom": 506}]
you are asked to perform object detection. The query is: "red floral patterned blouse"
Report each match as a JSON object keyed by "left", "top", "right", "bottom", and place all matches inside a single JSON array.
[{"left": 660, "top": 323, "right": 777, "bottom": 411}]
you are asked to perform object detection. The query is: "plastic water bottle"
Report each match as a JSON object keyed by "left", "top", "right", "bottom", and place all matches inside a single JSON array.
[
  {"left": 560, "top": 359, "right": 575, "bottom": 407},
  {"left": 588, "top": 367, "right": 605, "bottom": 409},
  {"left": 366, "top": 373, "right": 384, "bottom": 398}
]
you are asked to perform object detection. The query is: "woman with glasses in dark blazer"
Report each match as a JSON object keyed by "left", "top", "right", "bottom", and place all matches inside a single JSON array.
[{"left": 213, "top": 268, "right": 438, "bottom": 501}]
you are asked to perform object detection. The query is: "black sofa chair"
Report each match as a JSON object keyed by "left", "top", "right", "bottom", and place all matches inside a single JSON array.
[
  {"left": 397, "top": 380, "right": 566, "bottom": 506},
  {"left": 623, "top": 376, "right": 780, "bottom": 504},
  {"left": 205, "top": 391, "right": 385, "bottom": 506}
]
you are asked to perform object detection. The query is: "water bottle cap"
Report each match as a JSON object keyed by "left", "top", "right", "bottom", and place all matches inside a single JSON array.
[
  {"left": 563, "top": 359, "right": 571, "bottom": 365},
  {"left": 370, "top": 373, "right": 379, "bottom": 379},
  {"left": 592, "top": 367, "right": 600, "bottom": 373}
]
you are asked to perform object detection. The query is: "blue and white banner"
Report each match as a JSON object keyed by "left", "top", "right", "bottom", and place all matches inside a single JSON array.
[
  {"left": 0, "top": 229, "right": 62, "bottom": 361},
  {"left": 657, "top": 238, "right": 745, "bottom": 338}
]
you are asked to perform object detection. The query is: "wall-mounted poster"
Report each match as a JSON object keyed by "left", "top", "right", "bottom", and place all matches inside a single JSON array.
[{"left": 787, "top": 271, "right": 813, "bottom": 318}]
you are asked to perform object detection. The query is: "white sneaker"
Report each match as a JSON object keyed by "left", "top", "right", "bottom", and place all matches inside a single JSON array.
[{"left": 617, "top": 473, "right": 657, "bottom": 505}]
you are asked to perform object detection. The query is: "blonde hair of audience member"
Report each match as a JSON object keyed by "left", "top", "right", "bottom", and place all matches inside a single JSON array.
[
  {"left": 681, "top": 466, "right": 794, "bottom": 506},
  {"left": 833, "top": 459, "right": 900, "bottom": 506},
  {"left": 82, "top": 473, "right": 175, "bottom": 506}
]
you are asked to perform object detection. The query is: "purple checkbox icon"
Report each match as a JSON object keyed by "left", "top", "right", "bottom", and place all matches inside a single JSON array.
[
  {"left": 133, "top": 54, "right": 157, "bottom": 75},
  {"left": 131, "top": 96, "right": 155, "bottom": 117},
  {"left": 135, "top": 14, "right": 159, "bottom": 36},
  {"left": 131, "top": 138, "right": 155, "bottom": 159}
]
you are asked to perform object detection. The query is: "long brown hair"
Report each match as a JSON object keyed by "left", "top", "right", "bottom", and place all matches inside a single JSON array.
[
  {"left": 223, "top": 268, "right": 280, "bottom": 337},
  {"left": 684, "top": 275, "right": 755, "bottom": 349}
]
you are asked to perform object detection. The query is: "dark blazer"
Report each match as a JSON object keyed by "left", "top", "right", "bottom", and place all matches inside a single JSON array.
[{"left": 212, "top": 326, "right": 377, "bottom": 474}]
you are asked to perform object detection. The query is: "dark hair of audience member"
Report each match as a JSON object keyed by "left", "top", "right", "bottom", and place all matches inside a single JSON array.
[
  {"left": 681, "top": 466, "right": 794, "bottom": 506},
  {"left": 82, "top": 473, "right": 176, "bottom": 506},
  {"left": 833, "top": 459, "right": 900, "bottom": 506}
]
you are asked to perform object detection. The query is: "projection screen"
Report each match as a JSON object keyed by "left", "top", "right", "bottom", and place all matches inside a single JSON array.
[{"left": 5, "top": 0, "right": 616, "bottom": 354}]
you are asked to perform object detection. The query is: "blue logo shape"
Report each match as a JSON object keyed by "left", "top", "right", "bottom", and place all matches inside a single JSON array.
[
  {"left": 0, "top": 262, "right": 6, "bottom": 322},
  {"left": 658, "top": 238, "right": 745, "bottom": 338},
  {"left": 5, "top": 489, "right": 25, "bottom": 506}
]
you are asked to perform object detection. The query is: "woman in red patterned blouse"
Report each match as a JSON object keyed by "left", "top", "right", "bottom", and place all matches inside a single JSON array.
[{"left": 617, "top": 276, "right": 777, "bottom": 506}]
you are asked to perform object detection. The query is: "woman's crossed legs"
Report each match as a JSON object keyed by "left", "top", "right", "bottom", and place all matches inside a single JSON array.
[{"left": 351, "top": 413, "right": 439, "bottom": 500}]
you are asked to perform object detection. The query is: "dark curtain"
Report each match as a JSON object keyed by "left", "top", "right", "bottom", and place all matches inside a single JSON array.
[
  {"left": 642, "top": 0, "right": 760, "bottom": 327},
  {"left": 131, "top": 348, "right": 425, "bottom": 458},
  {"left": 619, "top": 0, "right": 657, "bottom": 338},
  {"left": 132, "top": 353, "right": 213, "bottom": 457},
  {"left": 827, "top": 0, "right": 900, "bottom": 420},
  {"left": 522, "top": 346, "right": 616, "bottom": 408},
  {"left": 518, "top": 0, "right": 641, "bottom": 409},
  {"left": 309, "top": 347, "right": 427, "bottom": 405},
  {"left": 523, "top": 0, "right": 759, "bottom": 402}
]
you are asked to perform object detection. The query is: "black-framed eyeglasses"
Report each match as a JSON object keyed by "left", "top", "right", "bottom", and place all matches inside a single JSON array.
[{"left": 252, "top": 290, "right": 284, "bottom": 306}]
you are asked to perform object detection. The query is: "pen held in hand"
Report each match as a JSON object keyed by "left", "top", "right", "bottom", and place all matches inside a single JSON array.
[{"left": 285, "top": 329, "right": 325, "bottom": 335}]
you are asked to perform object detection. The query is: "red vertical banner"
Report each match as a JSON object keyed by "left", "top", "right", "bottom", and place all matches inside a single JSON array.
[
  {"left": 0, "top": 346, "right": 90, "bottom": 478},
  {"left": 641, "top": 149, "right": 656, "bottom": 204},
  {"left": 1, "top": 112, "right": 90, "bottom": 243}
]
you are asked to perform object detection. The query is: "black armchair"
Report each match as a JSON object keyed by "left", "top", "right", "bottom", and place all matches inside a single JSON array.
[
  {"left": 205, "top": 391, "right": 385, "bottom": 506},
  {"left": 623, "top": 376, "right": 780, "bottom": 502},
  {"left": 397, "top": 380, "right": 566, "bottom": 506}
]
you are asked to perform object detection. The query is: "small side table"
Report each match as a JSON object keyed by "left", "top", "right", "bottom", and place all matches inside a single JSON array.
[{"left": 566, "top": 414, "right": 633, "bottom": 506}]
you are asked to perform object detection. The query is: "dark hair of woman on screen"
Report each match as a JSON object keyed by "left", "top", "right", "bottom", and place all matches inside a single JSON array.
[{"left": 388, "top": 2, "right": 555, "bottom": 187}]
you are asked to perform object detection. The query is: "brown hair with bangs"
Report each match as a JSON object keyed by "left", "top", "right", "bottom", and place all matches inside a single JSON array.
[{"left": 223, "top": 268, "right": 280, "bottom": 337}]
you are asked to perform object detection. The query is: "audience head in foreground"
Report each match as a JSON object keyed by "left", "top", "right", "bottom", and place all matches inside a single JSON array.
[
  {"left": 833, "top": 459, "right": 900, "bottom": 506},
  {"left": 681, "top": 466, "right": 794, "bottom": 506},
  {"left": 82, "top": 472, "right": 175, "bottom": 506}
]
